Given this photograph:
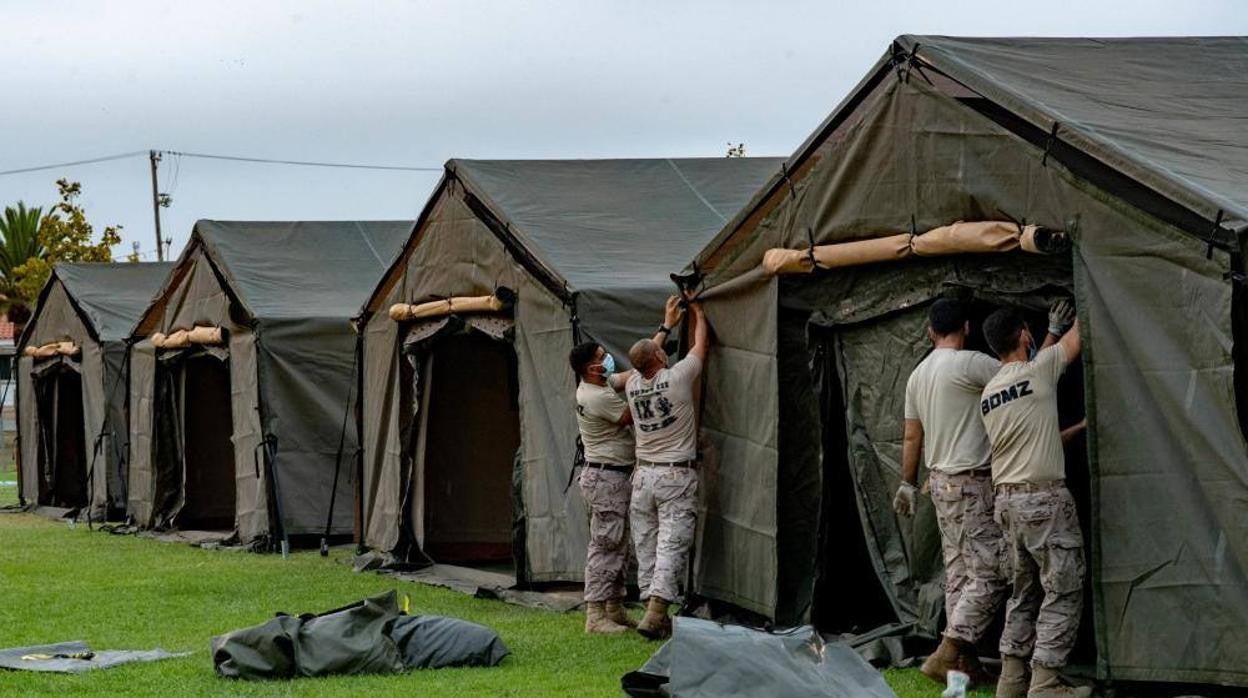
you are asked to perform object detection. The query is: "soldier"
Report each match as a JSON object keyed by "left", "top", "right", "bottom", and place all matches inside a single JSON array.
[
  {"left": 980, "top": 306, "right": 1090, "bottom": 698},
  {"left": 610, "top": 295, "right": 708, "bottom": 640},
  {"left": 904, "top": 300, "right": 1074, "bottom": 687},
  {"left": 569, "top": 341, "right": 637, "bottom": 634}
]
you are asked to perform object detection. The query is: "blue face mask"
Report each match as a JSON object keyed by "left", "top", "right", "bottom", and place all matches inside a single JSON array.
[{"left": 598, "top": 353, "right": 616, "bottom": 377}]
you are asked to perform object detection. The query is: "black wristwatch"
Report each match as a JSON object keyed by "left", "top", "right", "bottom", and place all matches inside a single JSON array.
[{"left": 657, "top": 324, "right": 672, "bottom": 336}]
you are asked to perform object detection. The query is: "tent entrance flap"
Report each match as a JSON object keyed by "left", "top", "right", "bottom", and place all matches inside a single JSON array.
[
  {"left": 34, "top": 365, "right": 88, "bottom": 509},
  {"left": 810, "top": 328, "right": 894, "bottom": 633},
  {"left": 152, "top": 349, "right": 237, "bottom": 531},
  {"left": 406, "top": 328, "right": 520, "bottom": 568},
  {"left": 175, "top": 353, "right": 237, "bottom": 531}
]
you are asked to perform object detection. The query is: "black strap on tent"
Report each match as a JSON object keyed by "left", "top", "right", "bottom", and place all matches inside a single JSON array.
[
  {"left": 1207, "top": 209, "right": 1226, "bottom": 261},
  {"left": 320, "top": 337, "right": 361, "bottom": 556},
  {"left": 567, "top": 286, "right": 584, "bottom": 344},
  {"left": 563, "top": 435, "right": 587, "bottom": 495},
  {"left": 780, "top": 162, "right": 798, "bottom": 200},
  {"left": 1041, "top": 122, "right": 1061, "bottom": 167},
  {"left": 805, "top": 226, "right": 828, "bottom": 271}
]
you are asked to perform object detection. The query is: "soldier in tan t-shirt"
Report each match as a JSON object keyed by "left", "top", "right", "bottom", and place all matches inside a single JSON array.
[
  {"left": 570, "top": 341, "right": 636, "bottom": 635},
  {"left": 979, "top": 306, "right": 1090, "bottom": 698},
  {"left": 904, "top": 299, "right": 1076, "bottom": 688}
]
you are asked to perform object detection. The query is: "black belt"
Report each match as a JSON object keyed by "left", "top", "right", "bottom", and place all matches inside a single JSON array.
[
  {"left": 584, "top": 462, "right": 633, "bottom": 473},
  {"left": 637, "top": 459, "right": 696, "bottom": 468}
]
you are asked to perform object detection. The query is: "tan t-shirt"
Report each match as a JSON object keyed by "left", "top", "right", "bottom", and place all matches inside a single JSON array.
[
  {"left": 904, "top": 348, "right": 1001, "bottom": 473},
  {"left": 575, "top": 382, "right": 635, "bottom": 466},
  {"left": 626, "top": 355, "right": 702, "bottom": 463},
  {"left": 981, "top": 345, "right": 1068, "bottom": 485}
]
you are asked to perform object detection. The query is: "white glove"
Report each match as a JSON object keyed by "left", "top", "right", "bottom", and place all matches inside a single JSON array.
[
  {"left": 1047, "top": 299, "right": 1075, "bottom": 336},
  {"left": 892, "top": 482, "right": 917, "bottom": 518}
]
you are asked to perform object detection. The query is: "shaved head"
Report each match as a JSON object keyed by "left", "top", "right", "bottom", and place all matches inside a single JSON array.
[{"left": 629, "top": 339, "right": 664, "bottom": 376}]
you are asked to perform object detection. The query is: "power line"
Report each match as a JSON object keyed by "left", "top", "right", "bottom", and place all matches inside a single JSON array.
[
  {"left": 0, "top": 149, "right": 444, "bottom": 178},
  {"left": 0, "top": 150, "right": 148, "bottom": 177},
  {"left": 163, "top": 150, "right": 442, "bottom": 172}
]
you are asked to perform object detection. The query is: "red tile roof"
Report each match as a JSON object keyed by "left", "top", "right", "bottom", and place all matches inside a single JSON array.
[{"left": 0, "top": 322, "right": 15, "bottom": 341}]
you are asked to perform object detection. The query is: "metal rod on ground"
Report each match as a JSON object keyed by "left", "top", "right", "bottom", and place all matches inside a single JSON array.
[
  {"left": 263, "top": 435, "right": 290, "bottom": 559},
  {"left": 148, "top": 150, "right": 164, "bottom": 261},
  {"left": 320, "top": 339, "right": 359, "bottom": 556}
]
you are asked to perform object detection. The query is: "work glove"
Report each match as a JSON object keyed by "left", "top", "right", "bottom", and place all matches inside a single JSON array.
[
  {"left": 892, "top": 482, "right": 917, "bottom": 518},
  {"left": 1047, "top": 299, "right": 1075, "bottom": 337}
]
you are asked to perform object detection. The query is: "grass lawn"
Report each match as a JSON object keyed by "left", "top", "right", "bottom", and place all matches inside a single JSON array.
[{"left": 0, "top": 505, "right": 969, "bottom": 697}]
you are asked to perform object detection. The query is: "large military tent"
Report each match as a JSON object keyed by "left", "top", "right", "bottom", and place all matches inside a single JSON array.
[
  {"left": 679, "top": 36, "right": 1248, "bottom": 688},
  {"left": 357, "top": 157, "right": 782, "bottom": 584},
  {"left": 127, "top": 221, "right": 409, "bottom": 548},
  {"left": 15, "top": 262, "right": 173, "bottom": 520}
]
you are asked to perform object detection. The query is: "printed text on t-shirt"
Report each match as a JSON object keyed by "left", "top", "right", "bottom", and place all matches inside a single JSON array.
[{"left": 981, "top": 380, "right": 1034, "bottom": 415}]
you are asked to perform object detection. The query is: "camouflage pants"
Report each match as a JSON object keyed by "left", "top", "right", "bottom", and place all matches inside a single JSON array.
[
  {"left": 630, "top": 464, "right": 698, "bottom": 603},
  {"left": 578, "top": 467, "right": 632, "bottom": 602},
  {"left": 930, "top": 469, "right": 1009, "bottom": 644},
  {"left": 995, "top": 481, "right": 1086, "bottom": 668}
]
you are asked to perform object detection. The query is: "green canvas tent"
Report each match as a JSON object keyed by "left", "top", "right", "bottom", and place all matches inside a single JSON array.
[
  {"left": 15, "top": 262, "right": 174, "bottom": 521},
  {"left": 126, "top": 221, "right": 409, "bottom": 547},
  {"left": 356, "top": 157, "right": 781, "bottom": 584},
  {"left": 680, "top": 36, "right": 1248, "bottom": 688}
]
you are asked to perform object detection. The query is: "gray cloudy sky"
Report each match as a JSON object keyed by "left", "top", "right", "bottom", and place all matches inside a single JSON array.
[{"left": 2, "top": 0, "right": 1246, "bottom": 260}]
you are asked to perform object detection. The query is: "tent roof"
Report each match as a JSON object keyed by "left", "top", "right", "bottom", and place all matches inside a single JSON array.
[
  {"left": 449, "top": 157, "right": 784, "bottom": 292},
  {"left": 694, "top": 35, "right": 1248, "bottom": 275},
  {"left": 44, "top": 262, "right": 174, "bottom": 343},
  {"left": 192, "top": 220, "right": 412, "bottom": 320},
  {"left": 896, "top": 35, "right": 1248, "bottom": 230}
]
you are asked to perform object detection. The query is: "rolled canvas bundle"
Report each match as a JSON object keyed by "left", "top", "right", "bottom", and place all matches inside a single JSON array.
[
  {"left": 23, "top": 341, "right": 80, "bottom": 358},
  {"left": 388, "top": 295, "right": 505, "bottom": 322},
  {"left": 761, "top": 221, "right": 1056, "bottom": 276},
  {"left": 150, "top": 325, "right": 226, "bottom": 349}
]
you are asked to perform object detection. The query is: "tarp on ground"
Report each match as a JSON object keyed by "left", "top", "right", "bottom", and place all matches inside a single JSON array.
[
  {"left": 682, "top": 36, "right": 1248, "bottom": 688},
  {"left": 15, "top": 262, "right": 173, "bottom": 518},
  {"left": 621, "top": 617, "right": 896, "bottom": 698},
  {"left": 128, "top": 221, "right": 409, "bottom": 543},
  {"left": 358, "top": 157, "right": 782, "bottom": 584}
]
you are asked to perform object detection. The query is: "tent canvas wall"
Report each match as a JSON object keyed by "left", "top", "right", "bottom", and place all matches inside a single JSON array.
[
  {"left": 15, "top": 262, "right": 174, "bottom": 520},
  {"left": 127, "top": 221, "right": 409, "bottom": 545},
  {"left": 358, "top": 157, "right": 782, "bottom": 584},
  {"left": 681, "top": 36, "right": 1248, "bottom": 688}
]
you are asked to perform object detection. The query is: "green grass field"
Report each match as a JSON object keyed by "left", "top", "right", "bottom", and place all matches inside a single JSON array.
[{"left": 0, "top": 476, "right": 974, "bottom": 697}]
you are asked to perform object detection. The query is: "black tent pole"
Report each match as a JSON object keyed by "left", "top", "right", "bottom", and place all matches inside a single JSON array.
[{"left": 321, "top": 337, "right": 360, "bottom": 556}]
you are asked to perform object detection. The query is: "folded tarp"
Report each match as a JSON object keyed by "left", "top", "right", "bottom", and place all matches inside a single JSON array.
[
  {"left": 0, "top": 641, "right": 187, "bottom": 673},
  {"left": 622, "top": 618, "right": 896, "bottom": 697},
  {"left": 211, "top": 590, "right": 509, "bottom": 680}
]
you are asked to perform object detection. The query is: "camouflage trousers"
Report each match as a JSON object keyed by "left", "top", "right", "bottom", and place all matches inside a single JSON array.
[
  {"left": 578, "top": 466, "right": 632, "bottom": 602},
  {"left": 630, "top": 464, "right": 698, "bottom": 603},
  {"left": 995, "top": 481, "right": 1086, "bottom": 668},
  {"left": 930, "top": 469, "right": 1009, "bottom": 645}
]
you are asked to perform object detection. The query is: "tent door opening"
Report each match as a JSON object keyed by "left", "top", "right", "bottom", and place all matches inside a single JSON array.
[
  {"left": 408, "top": 327, "right": 520, "bottom": 573},
  {"left": 34, "top": 363, "right": 88, "bottom": 509},
  {"left": 810, "top": 329, "right": 896, "bottom": 633},
  {"left": 176, "top": 353, "right": 237, "bottom": 531}
]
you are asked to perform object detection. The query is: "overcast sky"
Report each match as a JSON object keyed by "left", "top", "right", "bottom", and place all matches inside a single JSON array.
[{"left": 2, "top": 1, "right": 1245, "bottom": 260}]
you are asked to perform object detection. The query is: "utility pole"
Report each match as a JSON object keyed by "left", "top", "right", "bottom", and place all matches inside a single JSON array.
[{"left": 149, "top": 150, "right": 164, "bottom": 261}]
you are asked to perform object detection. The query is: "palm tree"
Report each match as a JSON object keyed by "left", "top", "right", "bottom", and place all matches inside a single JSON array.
[{"left": 0, "top": 202, "right": 46, "bottom": 334}]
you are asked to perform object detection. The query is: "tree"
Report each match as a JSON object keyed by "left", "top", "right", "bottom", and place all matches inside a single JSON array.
[
  {"left": 0, "top": 202, "right": 46, "bottom": 328},
  {"left": 8, "top": 179, "right": 122, "bottom": 322}
]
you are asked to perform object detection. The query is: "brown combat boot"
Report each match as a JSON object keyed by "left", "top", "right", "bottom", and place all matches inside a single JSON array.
[
  {"left": 954, "top": 645, "right": 995, "bottom": 687},
  {"left": 636, "top": 597, "right": 672, "bottom": 640},
  {"left": 605, "top": 599, "right": 637, "bottom": 628},
  {"left": 996, "top": 654, "right": 1031, "bottom": 698},
  {"left": 1027, "top": 664, "right": 1093, "bottom": 697},
  {"left": 584, "top": 601, "right": 629, "bottom": 635},
  {"left": 920, "top": 636, "right": 962, "bottom": 684}
]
